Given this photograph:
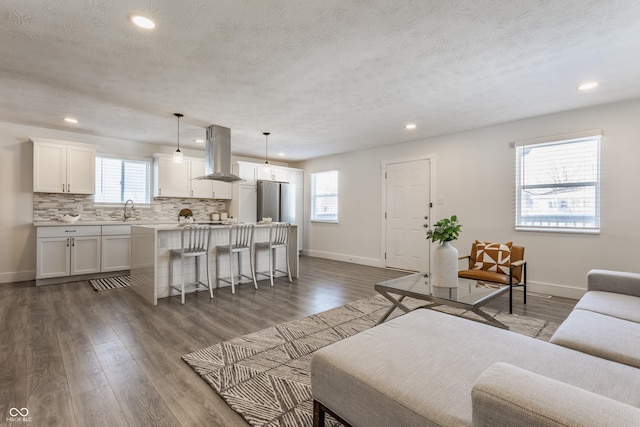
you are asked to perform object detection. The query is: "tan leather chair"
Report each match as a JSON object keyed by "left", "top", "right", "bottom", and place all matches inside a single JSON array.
[{"left": 458, "top": 242, "right": 526, "bottom": 313}]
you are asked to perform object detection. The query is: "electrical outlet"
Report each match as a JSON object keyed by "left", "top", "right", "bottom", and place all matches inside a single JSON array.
[
  {"left": 76, "top": 203, "right": 83, "bottom": 212},
  {"left": 154, "top": 204, "right": 161, "bottom": 212}
]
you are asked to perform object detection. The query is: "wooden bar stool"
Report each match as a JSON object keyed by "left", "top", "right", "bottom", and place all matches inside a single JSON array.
[
  {"left": 255, "top": 222, "right": 292, "bottom": 287},
  {"left": 169, "top": 225, "right": 214, "bottom": 304},
  {"left": 215, "top": 224, "right": 258, "bottom": 294}
]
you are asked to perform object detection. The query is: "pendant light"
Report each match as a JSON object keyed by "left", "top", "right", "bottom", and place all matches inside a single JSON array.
[
  {"left": 173, "top": 113, "right": 184, "bottom": 164},
  {"left": 262, "top": 132, "right": 274, "bottom": 178},
  {"left": 263, "top": 132, "right": 270, "bottom": 166}
]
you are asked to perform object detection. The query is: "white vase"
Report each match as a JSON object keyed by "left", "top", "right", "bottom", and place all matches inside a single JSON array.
[{"left": 432, "top": 241, "right": 458, "bottom": 288}]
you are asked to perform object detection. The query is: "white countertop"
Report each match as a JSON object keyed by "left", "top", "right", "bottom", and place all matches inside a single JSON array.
[{"left": 34, "top": 220, "right": 286, "bottom": 228}]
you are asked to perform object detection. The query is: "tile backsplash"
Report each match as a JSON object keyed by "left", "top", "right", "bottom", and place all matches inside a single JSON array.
[{"left": 33, "top": 193, "right": 229, "bottom": 223}]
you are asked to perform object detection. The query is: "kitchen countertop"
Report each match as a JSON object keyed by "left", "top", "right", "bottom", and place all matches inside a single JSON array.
[{"left": 33, "top": 220, "right": 281, "bottom": 227}]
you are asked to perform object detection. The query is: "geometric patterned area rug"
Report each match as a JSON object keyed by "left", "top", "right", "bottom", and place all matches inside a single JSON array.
[
  {"left": 89, "top": 275, "right": 131, "bottom": 291},
  {"left": 182, "top": 294, "right": 559, "bottom": 427}
]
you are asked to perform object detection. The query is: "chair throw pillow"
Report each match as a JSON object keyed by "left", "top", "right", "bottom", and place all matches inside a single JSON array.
[{"left": 473, "top": 241, "right": 512, "bottom": 275}]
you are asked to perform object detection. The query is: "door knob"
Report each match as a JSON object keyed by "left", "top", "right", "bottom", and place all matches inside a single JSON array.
[
  {"left": 423, "top": 223, "right": 429, "bottom": 228},
  {"left": 424, "top": 215, "right": 428, "bottom": 219}
]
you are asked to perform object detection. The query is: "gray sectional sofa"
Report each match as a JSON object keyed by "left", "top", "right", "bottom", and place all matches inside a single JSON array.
[{"left": 311, "top": 269, "right": 640, "bottom": 427}]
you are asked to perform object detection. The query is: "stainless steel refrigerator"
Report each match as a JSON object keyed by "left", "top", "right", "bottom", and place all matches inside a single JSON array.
[{"left": 257, "top": 180, "right": 296, "bottom": 223}]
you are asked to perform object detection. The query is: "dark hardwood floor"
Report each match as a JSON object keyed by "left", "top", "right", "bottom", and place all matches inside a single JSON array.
[{"left": 0, "top": 257, "right": 576, "bottom": 427}]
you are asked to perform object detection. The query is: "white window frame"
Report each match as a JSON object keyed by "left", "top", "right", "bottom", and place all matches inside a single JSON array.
[
  {"left": 515, "top": 130, "right": 601, "bottom": 234},
  {"left": 311, "top": 170, "right": 339, "bottom": 223},
  {"left": 95, "top": 155, "right": 152, "bottom": 205}
]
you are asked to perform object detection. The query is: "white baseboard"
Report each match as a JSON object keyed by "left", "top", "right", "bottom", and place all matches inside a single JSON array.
[
  {"left": 0, "top": 270, "right": 36, "bottom": 284},
  {"left": 302, "top": 250, "right": 384, "bottom": 268},
  {"left": 526, "top": 280, "right": 586, "bottom": 300},
  {"left": 302, "top": 251, "right": 587, "bottom": 300}
]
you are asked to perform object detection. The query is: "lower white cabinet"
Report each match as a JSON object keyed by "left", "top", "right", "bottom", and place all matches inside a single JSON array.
[
  {"left": 36, "top": 226, "right": 101, "bottom": 279},
  {"left": 101, "top": 225, "right": 131, "bottom": 272}
]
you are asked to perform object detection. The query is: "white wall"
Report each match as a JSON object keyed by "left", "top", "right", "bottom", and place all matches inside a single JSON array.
[
  {"left": 0, "top": 121, "right": 266, "bottom": 284},
  {"left": 300, "top": 98, "right": 640, "bottom": 298}
]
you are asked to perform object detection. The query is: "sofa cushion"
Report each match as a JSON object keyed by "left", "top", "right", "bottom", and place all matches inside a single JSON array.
[
  {"left": 473, "top": 241, "right": 512, "bottom": 275},
  {"left": 575, "top": 291, "right": 640, "bottom": 323},
  {"left": 550, "top": 308, "right": 640, "bottom": 368},
  {"left": 472, "top": 363, "right": 640, "bottom": 427},
  {"left": 311, "top": 309, "right": 640, "bottom": 427}
]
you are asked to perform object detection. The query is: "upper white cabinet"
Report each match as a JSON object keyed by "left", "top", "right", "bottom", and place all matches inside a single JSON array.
[
  {"left": 153, "top": 154, "right": 232, "bottom": 199},
  {"left": 235, "top": 161, "right": 303, "bottom": 188},
  {"left": 32, "top": 138, "right": 96, "bottom": 194},
  {"left": 154, "top": 154, "right": 190, "bottom": 197}
]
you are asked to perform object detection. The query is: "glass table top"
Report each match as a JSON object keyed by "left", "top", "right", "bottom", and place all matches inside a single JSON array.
[{"left": 375, "top": 272, "right": 508, "bottom": 307}]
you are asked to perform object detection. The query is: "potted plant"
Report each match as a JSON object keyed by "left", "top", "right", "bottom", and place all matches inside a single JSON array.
[
  {"left": 179, "top": 208, "right": 194, "bottom": 224},
  {"left": 426, "top": 215, "right": 461, "bottom": 287}
]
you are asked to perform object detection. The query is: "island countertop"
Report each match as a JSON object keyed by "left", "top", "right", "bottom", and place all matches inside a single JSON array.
[{"left": 130, "top": 223, "right": 298, "bottom": 305}]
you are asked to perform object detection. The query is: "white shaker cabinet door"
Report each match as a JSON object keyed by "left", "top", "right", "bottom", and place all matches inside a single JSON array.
[
  {"left": 156, "top": 156, "right": 190, "bottom": 197},
  {"left": 101, "top": 235, "right": 131, "bottom": 272},
  {"left": 66, "top": 145, "right": 96, "bottom": 194},
  {"left": 33, "top": 142, "right": 67, "bottom": 193},
  {"left": 70, "top": 236, "right": 101, "bottom": 275},
  {"left": 37, "top": 237, "right": 71, "bottom": 279},
  {"left": 189, "top": 159, "right": 213, "bottom": 198}
]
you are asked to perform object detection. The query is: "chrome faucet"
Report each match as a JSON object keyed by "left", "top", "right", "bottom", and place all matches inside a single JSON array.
[{"left": 124, "top": 199, "right": 135, "bottom": 221}]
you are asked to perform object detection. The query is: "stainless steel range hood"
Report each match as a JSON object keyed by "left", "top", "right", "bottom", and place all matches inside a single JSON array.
[{"left": 195, "top": 125, "right": 243, "bottom": 182}]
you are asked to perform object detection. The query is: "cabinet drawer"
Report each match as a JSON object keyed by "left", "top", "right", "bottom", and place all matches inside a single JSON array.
[
  {"left": 101, "top": 225, "right": 132, "bottom": 235},
  {"left": 37, "top": 226, "right": 101, "bottom": 238}
]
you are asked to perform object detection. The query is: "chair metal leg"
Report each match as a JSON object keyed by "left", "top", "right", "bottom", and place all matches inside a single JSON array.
[
  {"left": 206, "top": 253, "right": 213, "bottom": 299},
  {"left": 180, "top": 257, "right": 185, "bottom": 304},
  {"left": 249, "top": 249, "right": 258, "bottom": 289},
  {"left": 215, "top": 250, "right": 220, "bottom": 289},
  {"left": 285, "top": 245, "right": 292, "bottom": 283},
  {"left": 169, "top": 254, "right": 174, "bottom": 297},
  {"left": 229, "top": 251, "right": 236, "bottom": 294},
  {"left": 268, "top": 246, "right": 275, "bottom": 287}
]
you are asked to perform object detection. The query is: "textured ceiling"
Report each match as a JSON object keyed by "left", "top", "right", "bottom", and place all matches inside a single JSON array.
[{"left": 2, "top": 0, "right": 640, "bottom": 160}]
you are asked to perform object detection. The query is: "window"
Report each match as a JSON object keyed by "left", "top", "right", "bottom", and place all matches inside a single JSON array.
[
  {"left": 311, "top": 170, "right": 339, "bottom": 222},
  {"left": 515, "top": 131, "right": 601, "bottom": 233},
  {"left": 95, "top": 156, "right": 151, "bottom": 204}
]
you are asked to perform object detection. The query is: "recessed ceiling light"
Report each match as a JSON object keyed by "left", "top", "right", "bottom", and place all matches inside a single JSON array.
[
  {"left": 64, "top": 117, "right": 78, "bottom": 124},
  {"left": 577, "top": 81, "right": 598, "bottom": 91},
  {"left": 405, "top": 123, "right": 417, "bottom": 130},
  {"left": 195, "top": 139, "right": 204, "bottom": 143},
  {"left": 278, "top": 152, "right": 286, "bottom": 157},
  {"left": 130, "top": 15, "right": 155, "bottom": 30}
]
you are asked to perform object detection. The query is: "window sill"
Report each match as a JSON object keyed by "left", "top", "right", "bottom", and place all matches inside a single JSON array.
[
  {"left": 515, "top": 226, "right": 600, "bottom": 235},
  {"left": 311, "top": 220, "right": 339, "bottom": 224}
]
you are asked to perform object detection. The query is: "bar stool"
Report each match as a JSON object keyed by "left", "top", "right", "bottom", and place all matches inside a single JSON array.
[
  {"left": 169, "top": 225, "right": 214, "bottom": 304},
  {"left": 255, "top": 222, "right": 292, "bottom": 287},
  {"left": 215, "top": 224, "right": 258, "bottom": 294}
]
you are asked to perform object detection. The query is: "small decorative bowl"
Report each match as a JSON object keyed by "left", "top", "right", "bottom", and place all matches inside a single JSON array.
[{"left": 61, "top": 214, "right": 80, "bottom": 223}]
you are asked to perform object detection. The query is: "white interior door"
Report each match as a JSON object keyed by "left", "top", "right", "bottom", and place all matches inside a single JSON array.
[{"left": 385, "top": 159, "right": 430, "bottom": 271}]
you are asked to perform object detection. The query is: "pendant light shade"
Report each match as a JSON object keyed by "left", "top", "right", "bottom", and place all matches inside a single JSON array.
[{"left": 173, "top": 113, "right": 184, "bottom": 164}]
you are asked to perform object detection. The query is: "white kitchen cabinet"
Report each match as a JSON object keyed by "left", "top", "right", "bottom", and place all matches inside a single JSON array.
[
  {"left": 32, "top": 138, "right": 96, "bottom": 194},
  {"left": 189, "top": 159, "right": 212, "bottom": 198},
  {"left": 101, "top": 225, "right": 131, "bottom": 272},
  {"left": 154, "top": 154, "right": 231, "bottom": 199},
  {"left": 36, "top": 226, "right": 101, "bottom": 280},
  {"left": 230, "top": 184, "right": 257, "bottom": 223},
  {"left": 212, "top": 180, "right": 232, "bottom": 199},
  {"left": 154, "top": 155, "right": 190, "bottom": 197}
]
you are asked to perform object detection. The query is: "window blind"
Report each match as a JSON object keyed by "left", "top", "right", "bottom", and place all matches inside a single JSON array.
[
  {"left": 95, "top": 156, "right": 150, "bottom": 204},
  {"left": 515, "top": 135, "right": 600, "bottom": 232},
  {"left": 311, "top": 170, "right": 339, "bottom": 222}
]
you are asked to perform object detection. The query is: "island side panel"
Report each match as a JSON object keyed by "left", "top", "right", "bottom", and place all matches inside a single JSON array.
[{"left": 130, "top": 225, "right": 157, "bottom": 305}]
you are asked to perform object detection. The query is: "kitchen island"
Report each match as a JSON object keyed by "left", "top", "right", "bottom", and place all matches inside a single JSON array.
[{"left": 130, "top": 223, "right": 298, "bottom": 305}]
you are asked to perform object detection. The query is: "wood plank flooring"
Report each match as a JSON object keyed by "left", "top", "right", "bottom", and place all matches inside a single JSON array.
[{"left": 0, "top": 257, "right": 576, "bottom": 427}]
